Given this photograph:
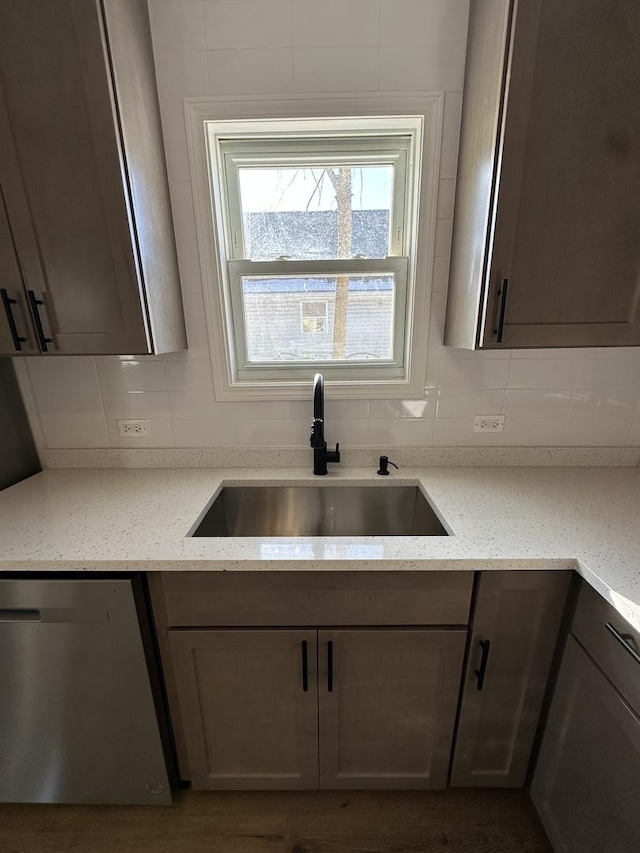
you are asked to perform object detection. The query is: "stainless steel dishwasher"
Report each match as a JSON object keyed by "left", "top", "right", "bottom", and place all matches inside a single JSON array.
[{"left": 0, "top": 575, "right": 173, "bottom": 804}]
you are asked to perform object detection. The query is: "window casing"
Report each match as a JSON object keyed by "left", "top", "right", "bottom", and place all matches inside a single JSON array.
[{"left": 186, "top": 98, "right": 442, "bottom": 400}]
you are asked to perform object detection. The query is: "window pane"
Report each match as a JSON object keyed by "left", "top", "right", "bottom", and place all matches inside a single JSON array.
[
  {"left": 240, "top": 273, "right": 396, "bottom": 363},
  {"left": 238, "top": 166, "right": 394, "bottom": 260}
]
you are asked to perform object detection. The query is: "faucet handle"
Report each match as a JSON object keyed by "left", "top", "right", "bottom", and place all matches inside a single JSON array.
[{"left": 326, "top": 442, "right": 340, "bottom": 463}]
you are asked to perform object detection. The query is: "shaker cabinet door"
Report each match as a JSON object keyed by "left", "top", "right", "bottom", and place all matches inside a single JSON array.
[
  {"left": 0, "top": 0, "right": 150, "bottom": 354},
  {"left": 0, "top": 0, "right": 185, "bottom": 355},
  {"left": 531, "top": 636, "right": 640, "bottom": 853},
  {"left": 0, "top": 188, "right": 37, "bottom": 355},
  {"left": 318, "top": 629, "right": 466, "bottom": 789},
  {"left": 169, "top": 630, "right": 319, "bottom": 790},
  {"left": 450, "top": 570, "right": 571, "bottom": 787},
  {"left": 489, "top": 0, "right": 640, "bottom": 348},
  {"left": 445, "top": 0, "right": 640, "bottom": 349}
]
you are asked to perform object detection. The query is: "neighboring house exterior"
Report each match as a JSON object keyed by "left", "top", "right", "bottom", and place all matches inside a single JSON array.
[{"left": 243, "top": 210, "right": 394, "bottom": 362}]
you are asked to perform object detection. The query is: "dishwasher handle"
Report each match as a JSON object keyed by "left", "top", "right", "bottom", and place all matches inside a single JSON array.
[
  {"left": 0, "top": 607, "right": 109, "bottom": 624},
  {"left": 0, "top": 609, "right": 41, "bottom": 622}
]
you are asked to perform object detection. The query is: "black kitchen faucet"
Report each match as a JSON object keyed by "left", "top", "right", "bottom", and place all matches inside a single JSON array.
[{"left": 310, "top": 373, "right": 340, "bottom": 475}]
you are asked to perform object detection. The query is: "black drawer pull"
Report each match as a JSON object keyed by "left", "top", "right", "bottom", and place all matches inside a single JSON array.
[
  {"left": 327, "top": 640, "right": 334, "bottom": 693},
  {"left": 27, "top": 290, "right": 52, "bottom": 352},
  {"left": 493, "top": 278, "right": 509, "bottom": 343},
  {"left": 0, "top": 609, "right": 41, "bottom": 622},
  {"left": 605, "top": 622, "right": 640, "bottom": 666},
  {"left": 301, "top": 640, "right": 308, "bottom": 692},
  {"left": 1, "top": 288, "right": 26, "bottom": 351},
  {"left": 475, "top": 639, "right": 491, "bottom": 690}
]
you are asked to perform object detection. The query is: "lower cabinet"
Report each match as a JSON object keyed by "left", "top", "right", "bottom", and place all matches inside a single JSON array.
[
  {"left": 531, "top": 636, "right": 640, "bottom": 853},
  {"left": 530, "top": 583, "right": 640, "bottom": 853},
  {"left": 149, "top": 569, "right": 580, "bottom": 793},
  {"left": 450, "top": 571, "right": 571, "bottom": 787},
  {"left": 169, "top": 627, "right": 466, "bottom": 790},
  {"left": 169, "top": 630, "right": 318, "bottom": 789}
]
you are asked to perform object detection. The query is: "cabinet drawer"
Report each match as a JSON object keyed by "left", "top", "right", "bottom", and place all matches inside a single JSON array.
[
  {"left": 160, "top": 571, "right": 473, "bottom": 627},
  {"left": 571, "top": 582, "right": 640, "bottom": 713}
]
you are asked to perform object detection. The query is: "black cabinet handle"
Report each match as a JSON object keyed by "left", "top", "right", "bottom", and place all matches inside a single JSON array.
[
  {"left": 0, "top": 609, "right": 41, "bottom": 622},
  {"left": 493, "top": 278, "right": 509, "bottom": 343},
  {"left": 1, "top": 288, "right": 27, "bottom": 351},
  {"left": 27, "top": 290, "right": 52, "bottom": 352},
  {"left": 301, "top": 640, "right": 309, "bottom": 692},
  {"left": 475, "top": 639, "right": 491, "bottom": 690},
  {"left": 327, "top": 640, "right": 334, "bottom": 693},
  {"left": 605, "top": 622, "right": 640, "bottom": 666}
]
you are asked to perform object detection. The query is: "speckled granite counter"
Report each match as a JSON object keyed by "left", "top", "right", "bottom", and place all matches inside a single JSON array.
[{"left": 0, "top": 466, "right": 639, "bottom": 630}]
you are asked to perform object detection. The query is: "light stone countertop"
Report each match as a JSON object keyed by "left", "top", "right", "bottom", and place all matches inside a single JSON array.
[{"left": 0, "top": 466, "right": 639, "bottom": 631}]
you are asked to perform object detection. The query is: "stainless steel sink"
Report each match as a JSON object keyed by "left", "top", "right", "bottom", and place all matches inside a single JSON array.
[{"left": 190, "top": 485, "right": 449, "bottom": 537}]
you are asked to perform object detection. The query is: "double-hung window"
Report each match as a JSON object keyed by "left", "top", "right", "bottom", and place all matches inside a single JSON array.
[{"left": 189, "top": 105, "right": 438, "bottom": 399}]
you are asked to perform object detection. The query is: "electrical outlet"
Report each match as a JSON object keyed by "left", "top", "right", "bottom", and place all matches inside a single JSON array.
[
  {"left": 474, "top": 415, "right": 505, "bottom": 433},
  {"left": 117, "top": 419, "right": 149, "bottom": 437}
]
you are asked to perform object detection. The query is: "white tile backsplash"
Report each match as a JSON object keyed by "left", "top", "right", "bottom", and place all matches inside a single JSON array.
[
  {"left": 293, "top": 0, "right": 380, "bottom": 48},
  {"left": 27, "top": 360, "right": 103, "bottom": 415},
  {"left": 503, "top": 390, "right": 571, "bottom": 419},
  {"left": 369, "top": 397, "right": 435, "bottom": 419},
  {"left": 436, "top": 389, "right": 505, "bottom": 419},
  {"left": 95, "top": 360, "right": 168, "bottom": 394},
  {"left": 379, "top": 43, "right": 466, "bottom": 90},
  {"left": 165, "top": 360, "right": 214, "bottom": 392},
  {"left": 39, "top": 413, "right": 109, "bottom": 449},
  {"left": 380, "top": 0, "right": 469, "bottom": 46},
  {"left": 498, "top": 418, "right": 567, "bottom": 448},
  {"left": 204, "top": 0, "right": 293, "bottom": 50},
  {"left": 206, "top": 48, "right": 294, "bottom": 95},
  {"left": 438, "top": 354, "right": 510, "bottom": 390},
  {"left": 17, "top": 0, "right": 640, "bottom": 455},
  {"left": 101, "top": 390, "right": 172, "bottom": 420},
  {"left": 172, "top": 417, "right": 238, "bottom": 447},
  {"left": 293, "top": 48, "right": 379, "bottom": 92},
  {"left": 576, "top": 357, "right": 640, "bottom": 389},
  {"left": 507, "top": 358, "right": 579, "bottom": 390}
]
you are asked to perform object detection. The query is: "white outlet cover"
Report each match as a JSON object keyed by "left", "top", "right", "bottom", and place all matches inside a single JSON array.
[
  {"left": 473, "top": 415, "right": 505, "bottom": 433},
  {"left": 117, "top": 419, "right": 149, "bottom": 437}
]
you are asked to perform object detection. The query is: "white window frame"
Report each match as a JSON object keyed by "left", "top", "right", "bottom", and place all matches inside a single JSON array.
[
  {"left": 185, "top": 94, "right": 444, "bottom": 401},
  {"left": 221, "top": 136, "right": 410, "bottom": 260}
]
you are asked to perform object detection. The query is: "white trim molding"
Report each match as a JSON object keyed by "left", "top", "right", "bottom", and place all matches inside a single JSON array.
[{"left": 185, "top": 92, "right": 444, "bottom": 401}]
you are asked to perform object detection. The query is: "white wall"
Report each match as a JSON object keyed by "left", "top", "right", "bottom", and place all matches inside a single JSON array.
[{"left": 17, "top": 0, "right": 640, "bottom": 452}]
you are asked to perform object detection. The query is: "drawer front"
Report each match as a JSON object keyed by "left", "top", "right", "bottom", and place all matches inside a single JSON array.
[
  {"left": 160, "top": 571, "right": 473, "bottom": 627},
  {"left": 572, "top": 582, "right": 640, "bottom": 714}
]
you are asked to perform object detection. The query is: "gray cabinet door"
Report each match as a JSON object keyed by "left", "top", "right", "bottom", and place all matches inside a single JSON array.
[
  {"left": 0, "top": 0, "right": 185, "bottom": 355},
  {"left": 0, "top": 188, "right": 36, "bottom": 355},
  {"left": 531, "top": 636, "right": 640, "bottom": 853},
  {"left": 318, "top": 629, "right": 466, "bottom": 789},
  {"left": 445, "top": 0, "right": 640, "bottom": 349},
  {"left": 450, "top": 570, "right": 571, "bottom": 787},
  {"left": 490, "top": 0, "right": 640, "bottom": 348},
  {"left": 169, "top": 630, "right": 319, "bottom": 790}
]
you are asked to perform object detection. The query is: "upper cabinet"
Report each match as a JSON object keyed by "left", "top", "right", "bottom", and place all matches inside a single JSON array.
[
  {"left": 0, "top": 0, "right": 186, "bottom": 356},
  {"left": 444, "top": 0, "right": 640, "bottom": 349}
]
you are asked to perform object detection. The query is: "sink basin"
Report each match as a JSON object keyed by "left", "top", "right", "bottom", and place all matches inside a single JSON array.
[{"left": 190, "top": 485, "right": 449, "bottom": 537}]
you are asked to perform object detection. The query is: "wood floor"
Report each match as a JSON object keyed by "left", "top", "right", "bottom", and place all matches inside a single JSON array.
[{"left": 0, "top": 789, "right": 552, "bottom": 853}]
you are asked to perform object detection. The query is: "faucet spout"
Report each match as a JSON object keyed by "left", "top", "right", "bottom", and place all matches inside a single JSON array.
[
  {"left": 313, "top": 373, "right": 324, "bottom": 423},
  {"left": 310, "top": 373, "right": 340, "bottom": 475},
  {"left": 311, "top": 373, "right": 325, "bottom": 449}
]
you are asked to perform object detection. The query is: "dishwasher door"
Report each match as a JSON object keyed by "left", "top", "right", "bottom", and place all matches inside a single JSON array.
[{"left": 0, "top": 577, "right": 172, "bottom": 804}]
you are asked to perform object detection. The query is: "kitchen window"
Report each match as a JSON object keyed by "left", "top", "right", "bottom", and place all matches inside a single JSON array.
[{"left": 186, "top": 99, "right": 442, "bottom": 400}]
